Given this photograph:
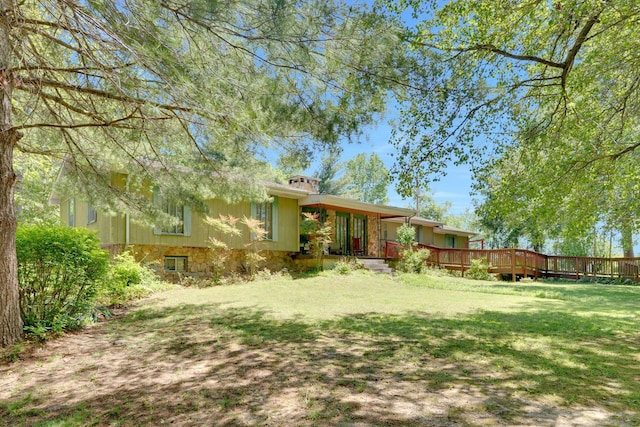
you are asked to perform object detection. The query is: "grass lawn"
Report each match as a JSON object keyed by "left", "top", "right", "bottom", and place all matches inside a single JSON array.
[{"left": 1, "top": 271, "right": 639, "bottom": 426}]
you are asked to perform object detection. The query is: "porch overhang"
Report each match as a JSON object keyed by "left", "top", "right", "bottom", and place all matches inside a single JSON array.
[
  {"left": 299, "top": 194, "right": 416, "bottom": 219},
  {"left": 433, "top": 225, "right": 477, "bottom": 238},
  {"left": 383, "top": 216, "right": 444, "bottom": 227}
]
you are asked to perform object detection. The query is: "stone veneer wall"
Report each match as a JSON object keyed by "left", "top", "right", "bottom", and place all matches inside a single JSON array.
[
  {"left": 102, "top": 243, "right": 126, "bottom": 260},
  {"left": 367, "top": 214, "right": 380, "bottom": 257},
  {"left": 102, "top": 243, "right": 295, "bottom": 278}
]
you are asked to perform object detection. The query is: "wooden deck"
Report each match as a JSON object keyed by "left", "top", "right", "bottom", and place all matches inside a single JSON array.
[{"left": 384, "top": 241, "right": 640, "bottom": 282}]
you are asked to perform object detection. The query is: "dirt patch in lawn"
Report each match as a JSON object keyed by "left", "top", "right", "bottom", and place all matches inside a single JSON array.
[{"left": 1, "top": 302, "right": 637, "bottom": 426}]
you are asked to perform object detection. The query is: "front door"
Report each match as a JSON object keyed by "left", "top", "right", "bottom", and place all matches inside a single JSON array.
[{"left": 353, "top": 215, "right": 367, "bottom": 255}]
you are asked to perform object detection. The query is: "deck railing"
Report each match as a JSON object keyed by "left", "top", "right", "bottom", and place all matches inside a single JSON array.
[{"left": 384, "top": 241, "right": 640, "bottom": 282}]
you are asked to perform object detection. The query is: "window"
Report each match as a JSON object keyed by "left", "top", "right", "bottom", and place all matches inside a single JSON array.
[
  {"left": 335, "top": 212, "right": 349, "bottom": 254},
  {"left": 165, "top": 256, "right": 188, "bottom": 272},
  {"left": 87, "top": 204, "right": 97, "bottom": 224},
  {"left": 67, "top": 199, "right": 75, "bottom": 226},
  {"left": 251, "top": 196, "right": 278, "bottom": 241},
  {"left": 413, "top": 225, "right": 423, "bottom": 243},
  {"left": 445, "top": 234, "right": 457, "bottom": 248},
  {"left": 161, "top": 199, "right": 185, "bottom": 234},
  {"left": 153, "top": 188, "right": 191, "bottom": 236}
]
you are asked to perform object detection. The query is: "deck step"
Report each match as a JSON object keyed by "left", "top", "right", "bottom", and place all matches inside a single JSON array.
[{"left": 357, "top": 258, "right": 394, "bottom": 274}]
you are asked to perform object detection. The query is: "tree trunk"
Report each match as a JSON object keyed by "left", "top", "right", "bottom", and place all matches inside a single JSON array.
[
  {"left": 0, "top": 130, "right": 21, "bottom": 347},
  {"left": 621, "top": 227, "right": 635, "bottom": 258},
  {"left": 1, "top": 0, "right": 23, "bottom": 347}
]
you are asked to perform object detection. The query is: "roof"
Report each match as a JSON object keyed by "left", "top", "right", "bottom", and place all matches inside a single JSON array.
[
  {"left": 382, "top": 216, "right": 477, "bottom": 237},
  {"left": 300, "top": 194, "right": 416, "bottom": 218},
  {"left": 433, "top": 224, "right": 477, "bottom": 237},
  {"left": 262, "top": 181, "right": 309, "bottom": 199},
  {"left": 383, "top": 216, "right": 444, "bottom": 227}
]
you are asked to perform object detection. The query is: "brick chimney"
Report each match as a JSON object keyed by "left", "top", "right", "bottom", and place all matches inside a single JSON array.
[{"left": 288, "top": 175, "right": 319, "bottom": 194}]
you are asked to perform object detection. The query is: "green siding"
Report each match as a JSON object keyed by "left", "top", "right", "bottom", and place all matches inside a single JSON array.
[
  {"left": 423, "top": 227, "right": 435, "bottom": 245},
  {"left": 127, "top": 195, "right": 299, "bottom": 251},
  {"left": 433, "top": 234, "right": 445, "bottom": 247},
  {"left": 59, "top": 197, "right": 118, "bottom": 244}
]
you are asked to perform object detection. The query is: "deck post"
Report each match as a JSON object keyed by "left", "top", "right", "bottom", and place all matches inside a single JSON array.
[
  {"left": 611, "top": 259, "right": 615, "bottom": 280},
  {"left": 511, "top": 248, "right": 516, "bottom": 282},
  {"left": 545, "top": 255, "right": 549, "bottom": 279}
]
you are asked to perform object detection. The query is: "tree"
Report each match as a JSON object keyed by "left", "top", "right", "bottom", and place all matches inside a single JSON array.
[
  {"left": 315, "top": 148, "right": 345, "bottom": 195},
  {"left": 383, "top": 0, "right": 640, "bottom": 183},
  {"left": 0, "top": 0, "right": 407, "bottom": 346},
  {"left": 14, "top": 153, "right": 60, "bottom": 226},
  {"left": 473, "top": 142, "right": 636, "bottom": 254},
  {"left": 340, "top": 153, "right": 390, "bottom": 204},
  {"left": 380, "top": 0, "right": 640, "bottom": 253},
  {"left": 380, "top": 0, "right": 640, "bottom": 251},
  {"left": 411, "top": 188, "right": 451, "bottom": 222}
]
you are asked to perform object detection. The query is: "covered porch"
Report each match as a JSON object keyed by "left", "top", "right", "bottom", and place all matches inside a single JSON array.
[{"left": 299, "top": 194, "right": 415, "bottom": 258}]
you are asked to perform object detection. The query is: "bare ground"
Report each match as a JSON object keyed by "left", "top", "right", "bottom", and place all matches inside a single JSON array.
[{"left": 1, "top": 301, "right": 636, "bottom": 426}]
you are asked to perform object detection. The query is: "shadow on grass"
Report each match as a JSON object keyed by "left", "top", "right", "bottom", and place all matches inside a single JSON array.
[{"left": 2, "top": 301, "right": 639, "bottom": 426}]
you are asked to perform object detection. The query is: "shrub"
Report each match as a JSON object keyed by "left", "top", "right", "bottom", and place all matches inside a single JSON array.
[
  {"left": 204, "top": 214, "right": 267, "bottom": 279},
  {"left": 301, "top": 212, "right": 333, "bottom": 271},
  {"left": 398, "top": 248, "right": 431, "bottom": 274},
  {"left": 332, "top": 257, "right": 363, "bottom": 275},
  {"left": 16, "top": 225, "right": 109, "bottom": 338},
  {"left": 100, "top": 251, "right": 166, "bottom": 305},
  {"left": 393, "top": 224, "right": 427, "bottom": 273},
  {"left": 396, "top": 224, "right": 415, "bottom": 249},
  {"left": 465, "top": 257, "right": 495, "bottom": 281}
]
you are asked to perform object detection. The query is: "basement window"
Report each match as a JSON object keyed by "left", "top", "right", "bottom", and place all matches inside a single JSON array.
[{"left": 165, "top": 256, "right": 188, "bottom": 272}]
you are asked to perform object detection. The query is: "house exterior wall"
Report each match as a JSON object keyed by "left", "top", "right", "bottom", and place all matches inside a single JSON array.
[
  {"left": 102, "top": 243, "right": 294, "bottom": 277},
  {"left": 127, "top": 196, "right": 299, "bottom": 252},
  {"left": 433, "top": 233, "right": 446, "bottom": 248},
  {"left": 62, "top": 193, "right": 300, "bottom": 253},
  {"left": 60, "top": 178, "right": 302, "bottom": 275},
  {"left": 422, "top": 226, "right": 435, "bottom": 245},
  {"left": 383, "top": 221, "right": 401, "bottom": 243},
  {"left": 380, "top": 221, "right": 470, "bottom": 249}
]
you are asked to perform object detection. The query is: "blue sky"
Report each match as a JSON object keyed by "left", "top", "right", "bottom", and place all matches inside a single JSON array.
[
  {"left": 298, "top": 0, "right": 476, "bottom": 214},
  {"left": 303, "top": 119, "right": 477, "bottom": 214}
]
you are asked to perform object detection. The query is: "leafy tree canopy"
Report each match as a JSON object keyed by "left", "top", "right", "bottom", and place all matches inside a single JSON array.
[
  {"left": 379, "top": 0, "right": 640, "bottom": 252},
  {"left": 340, "top": 152, "right": 390, "bottom": 204},
  {"left": 11, "top": 0, "right": 408, "bottom": 216},
  {"left": 15, "top": 153, "right": 59, "bottom": 226},
  {"left": 315, "top": 148, "right": 345, "bottom": 195},
  {"left": 0, "top": 0, "right": 409, "bottom": 346}
]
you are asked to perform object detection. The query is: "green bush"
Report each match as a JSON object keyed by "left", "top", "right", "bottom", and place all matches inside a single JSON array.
[
  {"left": 396, "top": 224, "right": 415, "bottom": 249},
  {"left": 394, "top": 224, "right": 430, "bottom": 273},
  {"left": 100, "top": 251, "right": 165, "bottom": 305},
  {"left": 332, "top": 257, "right": 363, "bottom": 275},
  {"left": 465, "top": 257, "right": 495, "bottom": 281},
  {"left": 16, "top": 225, "right": 109, "bottom": 338},
  {"left": 398, "top": 248, "right": 431, "bottom": 274}
]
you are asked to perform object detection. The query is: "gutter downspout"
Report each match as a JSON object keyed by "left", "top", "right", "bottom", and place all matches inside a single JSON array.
[{"left": 125, "top": 213, "right": 130, "bottom": 246}]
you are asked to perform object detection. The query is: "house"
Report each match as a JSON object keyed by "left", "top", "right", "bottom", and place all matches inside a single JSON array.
[
  {"left": 382, "top": 216, "right": 476, "bottom": 249},
  {"left": 51, "top": 173, "right": 475, "bottom": 275}
]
